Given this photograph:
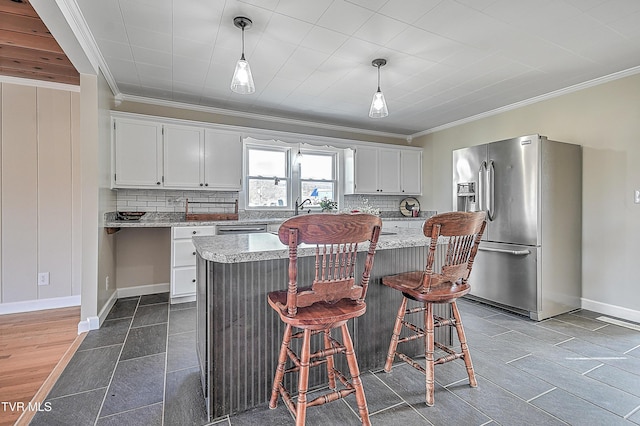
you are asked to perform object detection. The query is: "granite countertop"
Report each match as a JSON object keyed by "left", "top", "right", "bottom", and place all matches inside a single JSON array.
[
  {"left": 104, "top": 212, "right": 430, "bottom": 229},
  {"left": 192, "top": 228, "right": 439, "bottom": 264}
]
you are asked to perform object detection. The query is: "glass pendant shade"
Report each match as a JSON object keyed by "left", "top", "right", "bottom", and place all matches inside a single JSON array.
[
  {"left": 231, "top": 56, "right": 255, "bottom": 94},
  {"left": 369, "top": 58, "right": 388, "bottom": 118},
  {"left": 230, "top": 17, "right": 255, "bottom": 95},
  {"left": 369, "top": 89, "right": 388, "bottom": 118}
]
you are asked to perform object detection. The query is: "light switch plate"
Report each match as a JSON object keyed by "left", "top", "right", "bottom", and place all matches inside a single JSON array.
[{"left": 635, "top": 190, "right": 640, "bottom": 204}]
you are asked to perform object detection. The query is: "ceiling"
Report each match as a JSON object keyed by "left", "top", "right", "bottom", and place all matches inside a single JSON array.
[
  {"left": 0, "top": 0, "right": 79, "bottom": 85},
  {"left": 14, "top": 1, "right": 640, "bottom": 136}
]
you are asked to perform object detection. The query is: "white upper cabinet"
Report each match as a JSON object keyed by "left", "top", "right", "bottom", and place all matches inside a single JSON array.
[
  {"left": 378, "top": 148, "right": 401, "bottom": 193},
  {"left": 204, "top": 129, "right": 242, "bottom": 190},
  {"left": 112, "top": 117, "right": 163, "bottom": 188},
  {"left": 346, "top": 145, "right": 421, "bottom": 195},
  {"left": 111, "top": 114, "right": 243, "bottom": 191},
  {"left": 400, "top": 149, "right": 422, "bottom": 194},
  {"left": 352, "top": 146, "right": 378, "bottom": 193},
  {"left": 163, "top": 124, "right": 204, "bottom": 189}
]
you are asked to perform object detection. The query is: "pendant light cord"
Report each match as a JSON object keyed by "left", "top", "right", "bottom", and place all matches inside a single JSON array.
[{"left": 240, "top": 24, "right": 246, "bottom": 61}]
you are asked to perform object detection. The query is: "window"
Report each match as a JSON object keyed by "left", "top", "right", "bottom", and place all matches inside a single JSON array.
[
  {"left": 246, "top": 146, "right": 289, "bottom": 208},
  {"left": 299, "top": 151, "right": 337, "bottom": 208},
  {"left": 244, "top": 140, "right": 339, "bottom": 210}
]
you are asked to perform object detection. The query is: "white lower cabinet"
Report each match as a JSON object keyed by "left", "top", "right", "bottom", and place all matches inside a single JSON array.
[{"left": 171, "top": 225, "right": 215, "bottom": 301}]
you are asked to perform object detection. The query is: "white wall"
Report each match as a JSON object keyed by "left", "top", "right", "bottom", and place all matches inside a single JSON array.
[
  {"left": 416, "top": 72, "right": 640, "bottom": 321},
  {"left": 78, "top": 71, "right": 117, "bottom": 329}
]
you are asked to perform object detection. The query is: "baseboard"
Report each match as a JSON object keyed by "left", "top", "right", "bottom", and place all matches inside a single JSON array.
[
  {"left": 117, "top": 283, "right": 170, "bottom": 299},
  {"left": 77, "top": 316, "right": 99, "bottom": 334},
  {"left": 581, "top": 298, "right": 640, "bottom": 324},
  {"left": 0, "top": 295, "right": 80, "bottom": 315},
  {"left": 76, "top": 284, "right": 170, "bottom": 333}
]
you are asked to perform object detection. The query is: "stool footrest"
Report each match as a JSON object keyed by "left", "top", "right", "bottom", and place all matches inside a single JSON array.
[{"left": 397, "top": 352, "right": 426, "bottom": 374}]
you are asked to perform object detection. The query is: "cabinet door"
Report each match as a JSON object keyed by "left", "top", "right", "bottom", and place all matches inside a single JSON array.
[
  {"left": 400, "top": 150, "right": 422, "bottom": 194},
  {"left": 172, "top": 268, "right": 197, "bottom": 297},
  {"left": 378, "top": 149, "right": 401, "bottom": 193},
  {"left": 163, "top": 124, "right": 204, "bottom": 188},
  {"left": 203, "top": 130, "right": 242, "bottom": 190},
  {"left": 353, "top": 146, "right": 379, "bottom": 194},
  {"left": 113, "top": 118, "right": 163, "bottom": 188}
]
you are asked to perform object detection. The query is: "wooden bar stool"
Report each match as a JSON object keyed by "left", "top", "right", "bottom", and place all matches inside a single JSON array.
[
  {"left": 268, "top": 213, "right": 382, "bottom": 426},
  {"left": 382, "top": 211, "right": 486, "bottom": 406}
]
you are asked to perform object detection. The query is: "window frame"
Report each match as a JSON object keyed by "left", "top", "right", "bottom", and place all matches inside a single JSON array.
[
  {"left": 243, "top": 139, "right": 340, "bottom": 212},
  {"left": 244, "top": 142, "right": 291, "bottom": 210},
  {"left": 296, "top": 147, "right": 338, "bottom": 211}
]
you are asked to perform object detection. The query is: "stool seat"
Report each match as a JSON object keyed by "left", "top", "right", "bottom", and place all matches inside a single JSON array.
[
  {"left": 382, "top": 272, "right": 471, "bottom": 304},
  {"left": 268, "top": 289, "right": 366, "bottom": 328}
]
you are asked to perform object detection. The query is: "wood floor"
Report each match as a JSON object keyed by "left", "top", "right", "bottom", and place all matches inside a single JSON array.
[{"left": 0, "top": 306, "right": 83, "bottom": 426}]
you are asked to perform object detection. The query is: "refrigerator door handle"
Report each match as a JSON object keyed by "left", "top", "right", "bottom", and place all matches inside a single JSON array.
[
  {"left": 479, "top": 247, "right": 530, "bottom": 256},
  {"left": 478, "top": 161, "right": 487, "bottom": 212},
  {"left": 487, "top": 160, "right": 495, "bottom": 221}
]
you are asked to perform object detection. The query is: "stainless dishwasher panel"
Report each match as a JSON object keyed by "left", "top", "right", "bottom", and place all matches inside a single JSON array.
[
  {"left": 468, "top": 241, "right": 539, "bottom": 316},
  {"left": 215, "top": 224, "right": 267, "bottom": 235}
]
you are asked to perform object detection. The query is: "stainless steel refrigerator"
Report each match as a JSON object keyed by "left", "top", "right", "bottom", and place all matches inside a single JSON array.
[{"left": 453, "top": 134, "right": 582, "bottom": 320}]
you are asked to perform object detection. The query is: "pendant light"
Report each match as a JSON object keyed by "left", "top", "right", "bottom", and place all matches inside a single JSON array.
[
  {"left": 230, "top": 17, "right": 255, "bottom": 94},
  {"left": 294, "top": 143, "right": 304, "bottom": 165},
  {"left": 369, "top": 58, "right": 388, "bottom": 118}
]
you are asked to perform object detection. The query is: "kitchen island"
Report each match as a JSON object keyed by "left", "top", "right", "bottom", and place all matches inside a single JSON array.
[{"left": 193, "top": 228, "right": 448, "bottom": 420}]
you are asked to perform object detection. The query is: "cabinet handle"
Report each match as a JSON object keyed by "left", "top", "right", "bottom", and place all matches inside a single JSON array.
[
  {"left": 192, "top": 279, "right": 196, "bottom": 283},
  {"left": 192, "top": 252, "right": 196, "bottom": 256},
  {"left": 156, "top": 181, "right": 161, "bottom": 185},
  {"left": 200, "top": 183, "right": 204, "bottom": 186},
  {"left": 205, "top": 183, "right": 208, "bottom": 187},
  {"left": 192, "top": 231, "right": 197, "bottom": 235}
]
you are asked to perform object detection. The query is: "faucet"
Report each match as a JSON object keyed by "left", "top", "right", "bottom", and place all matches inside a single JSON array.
[{"left": 294, "top": 198, "right": 312, "bottom": 215}]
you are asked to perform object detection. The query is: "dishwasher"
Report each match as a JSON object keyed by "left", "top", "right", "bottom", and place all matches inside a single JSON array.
[{"left": 215, "top": 223, "right": 267, "bottom": 235}]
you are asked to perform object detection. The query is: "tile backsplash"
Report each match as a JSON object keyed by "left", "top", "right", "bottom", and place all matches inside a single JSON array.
[
  {"left": 115, "top": 189, "right": 429, "bottom": 218},
  {"left": 115, "top": 189, "right": 238, "bottom": 214}
]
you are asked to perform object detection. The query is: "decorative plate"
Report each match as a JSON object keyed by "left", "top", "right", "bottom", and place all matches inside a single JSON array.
[{"left": 400, "top": 197, "right": 420, "bottom": 217}]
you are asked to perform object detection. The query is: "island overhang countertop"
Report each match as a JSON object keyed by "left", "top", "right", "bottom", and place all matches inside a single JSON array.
[{"left": 192, "top": 227, "right": 439, "bottom": 264}]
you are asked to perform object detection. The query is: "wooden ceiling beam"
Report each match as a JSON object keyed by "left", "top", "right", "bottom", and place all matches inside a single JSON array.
[
  {"left": 0, "top": 67, "right": 79, "bottom": 85},
  {"left": 0, "top": 56, "right": 79, "bottom": 78},
  {"left": 2, "top": 12, "right": 51, "bottom": 37},
  {"left": 0, "top": 45, "right": 75, "bottom": 68},
  {"left": 0, "top": 0, "right": 39, "bottom": 18},
  {"left": 0, "top": 29, "right": 64, "bottom": 53}
]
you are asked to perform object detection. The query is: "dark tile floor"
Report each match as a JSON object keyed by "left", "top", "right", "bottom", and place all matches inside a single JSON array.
[{"left": 31, "top": 293, "right": 640, "bottom": 425}]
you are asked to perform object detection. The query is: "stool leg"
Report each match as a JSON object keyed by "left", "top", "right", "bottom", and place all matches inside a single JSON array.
[
  {"left": 270, "top": 324, "right": 292, "bottom": 409},
  {"left": 384, "top": 296, "right": 408, "bottom": 372},
  {"left": 324, "top": 328, "right": 337, "bottom": 390},
  {"left": 424, "top": 302, "right": 435, "bottom": 406},
  {"left": 451, "top": 301, "right": 477, "bottom": 388},
  {"left": 295, "top": 328, "right": 311, "bottom": 426},
  {"left": 341, "top": 323, "right": 370, "bottom": 426}
]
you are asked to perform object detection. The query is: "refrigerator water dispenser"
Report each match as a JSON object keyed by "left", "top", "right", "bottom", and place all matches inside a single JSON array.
[{"left": 456, "top": 182, "right": 476, "bottom": 212}]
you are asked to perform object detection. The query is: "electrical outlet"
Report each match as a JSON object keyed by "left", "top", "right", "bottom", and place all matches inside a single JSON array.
[
  {"left": 635, "top": 190, "right": 640, "bottom": 204},
  {"left": 38, "top": 272, "right": 50, "bottom": 286},
  {"left": 105, "top": 276, "right": 110, "bottom": 290}
]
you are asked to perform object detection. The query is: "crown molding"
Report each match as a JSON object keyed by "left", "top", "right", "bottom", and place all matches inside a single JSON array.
[
  {"left": 411, "top": 65, "right": 640, "bottom": 138},
  {"left": 118, "top": 93, "right": 409, "bottom": 140},
  {"left": 56, "top": 0, "right": 121, "bottom": 96}
]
